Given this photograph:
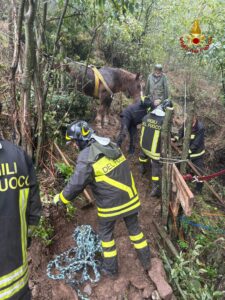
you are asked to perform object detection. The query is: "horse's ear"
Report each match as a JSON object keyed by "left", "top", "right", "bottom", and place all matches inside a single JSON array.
[{"left": 135, "top": 72, "right": 141, "bottom": 80}]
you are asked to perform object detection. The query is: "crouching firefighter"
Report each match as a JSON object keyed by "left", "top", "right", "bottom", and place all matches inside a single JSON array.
[
  {"left": 0, "top": 104, "right": 41, "bottom": 299},
  {"left": 54, "top": 120, "right": 150, "bottom": 277},
  {"left": 116, "top": 96, "right": 161, "bottom": 154},
  {"left": 139, "top": 99, "right": 173, "bottom": 197}
]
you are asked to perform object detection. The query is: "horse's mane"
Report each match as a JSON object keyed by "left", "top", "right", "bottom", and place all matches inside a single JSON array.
[{"left": 111, "top": 67, "right": 136, "bottom": 81}]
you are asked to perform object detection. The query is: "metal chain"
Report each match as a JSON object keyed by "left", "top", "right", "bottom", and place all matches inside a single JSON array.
[{"left": 47, "top": 225, "right": 102, "bottom": 300}]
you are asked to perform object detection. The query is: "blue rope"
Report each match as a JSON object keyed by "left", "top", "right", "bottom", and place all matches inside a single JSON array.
[
  {"left": 47, "top": 225, "right": 102, "bottom": 300},
  {"left": 180, "top": 216, "right": 225, "bottom": 235}
]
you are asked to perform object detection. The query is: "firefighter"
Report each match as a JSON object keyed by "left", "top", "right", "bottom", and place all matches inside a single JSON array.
[
  {"left": 139, "top": 99, "right": 173, "bottom": 197},
  {"left": 54, "top": 120, "right": 150, "bottom": 277},
  {"left": 0, "top": 103, "right": 41, "bottom": 300},
  {"left": 174, "top": 116, "right": 205, "bottom": 193},
  {"left": 145, "top": 64, "right": 169, "bottom": 101},
  {"left": 116, "top": 96, "right": 161, "bottom": 154}
]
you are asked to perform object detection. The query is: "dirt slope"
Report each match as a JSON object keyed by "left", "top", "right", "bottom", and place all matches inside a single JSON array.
[{"left": 29, "top": 120, "right": 166, "bottom": 300}]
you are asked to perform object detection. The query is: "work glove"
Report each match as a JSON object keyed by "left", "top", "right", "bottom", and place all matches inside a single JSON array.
[
  {"left": 153, "top": 99, "right": 161, "bottom": 107},
  {"left": 53, "top": 193, "right": 60, "bottom": 205},
  {"left": 53, "top": 193, "right": 70, "bottom": 206}
]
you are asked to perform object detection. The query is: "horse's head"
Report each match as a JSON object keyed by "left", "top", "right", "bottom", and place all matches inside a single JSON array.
[{"left": 126, "top": 73, "right": 142, "bottom": 101}]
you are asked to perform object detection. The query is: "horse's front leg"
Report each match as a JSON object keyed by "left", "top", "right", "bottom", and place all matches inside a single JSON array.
[
  {"left": 103, "top": 96, "right": 113, "bottom": 126},
  {"left": 95, "top": 106, "right": 103, "bottom": 129}
]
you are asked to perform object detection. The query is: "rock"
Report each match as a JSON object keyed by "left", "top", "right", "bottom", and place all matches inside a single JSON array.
[
  {"left": 142, "top": 286, "right": 154, "bottom": 299},
  {"left": 113, "top": 278, "right": 129, "bottom": 293},
  {"left": 128, "top": 290, "right": 143, "bottom": 300},
  {"left": 52, "top": 282, "right": 78, "bottom": 300},
  {"left": 130, "top": 274, "right": 149, "bottom": 290},
  {"left": 148, "top": 258, "right": 173, "bottom": 300},
  {"left": 31, "top": 285, "right": 40, "bottom": 299},
  {"left": 83, "top": 283, "right": 92, "bottom": 296},
  {"left": 152, "top": 290, "right": 162, "bottom": 300}
]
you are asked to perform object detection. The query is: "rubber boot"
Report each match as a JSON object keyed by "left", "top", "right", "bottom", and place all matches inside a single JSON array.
[
  {"left": 195, "top": 182, "right": 203, "bottom": 194},
  {"left": 128, "top": 145, "right": 135, "bottom": 155},
  {"left": 150, "top": 182, "right": 161, "bottom": 197},
  {"left": 136, "top": 245, "right": 151, "bottom": 272},
  {"left": 139, "top": 163, "right": 147, "bottom": 175}
]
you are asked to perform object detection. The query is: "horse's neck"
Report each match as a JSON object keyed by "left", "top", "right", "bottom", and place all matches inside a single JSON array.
[{"left": 115, "top": 70, "right": 134, "bottom": 92}]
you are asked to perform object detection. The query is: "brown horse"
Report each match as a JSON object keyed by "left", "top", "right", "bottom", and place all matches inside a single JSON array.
[{"left": 64, "top": 62, "right": 142, "bottom": 126}]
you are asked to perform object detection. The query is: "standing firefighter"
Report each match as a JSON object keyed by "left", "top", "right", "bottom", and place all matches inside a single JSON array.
[
  {"left": 145, "top": 64, "right": 169, "bottom": 102},
  {"left": 0, "top": 104, "right": 42, "bottom": 300},
  {"left": 54, "top": 121, "right": 150, "bottom": 277},
  {"left": 139, "top": 100, "right": 173, "bottom": 197},
  {"left": 174, "top": 116, "right": 205, "bottom": 193}
]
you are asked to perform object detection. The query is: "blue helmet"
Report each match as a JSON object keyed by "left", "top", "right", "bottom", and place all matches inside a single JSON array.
[{"left": 66, "top": 121, "right": 94, "bottom": 142}]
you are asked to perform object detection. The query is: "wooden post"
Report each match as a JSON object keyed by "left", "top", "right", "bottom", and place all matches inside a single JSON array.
[
  {"left": 161, "top": 107, "right": 173, "bottom": 225},
  {"left": 180, "top": 102, "right": 194, "bottom": 174}
]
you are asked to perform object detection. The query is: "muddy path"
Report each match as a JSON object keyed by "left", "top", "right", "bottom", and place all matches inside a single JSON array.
[{"left": 29, "top": 120, "right": 168, "bottom": 300}]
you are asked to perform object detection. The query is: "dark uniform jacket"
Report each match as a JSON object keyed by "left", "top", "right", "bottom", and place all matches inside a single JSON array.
[
  {"left": 145, "top": 73, "right": 168, "bottom": 101},
  {"left": 120, "top": 100, "right": 152, "bottom": 127},
  {"left": 178, "top": 120, "right": 205, "bottom": 159},
  {"left": 140, "top": 112, "right": 164, "bottom": 160},
  {"left": 0, "top": 139, "right": 41, "bottom": 300},
  {"left": 59, "top": 141, "right": 140, "bottom": 221}
]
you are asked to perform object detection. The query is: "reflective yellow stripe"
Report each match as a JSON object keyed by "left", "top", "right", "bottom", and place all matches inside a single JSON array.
[
  {"left": 131, "top": 174, "right": 137, "bottom": 195},
  {"left": 133, "top": 240, "right": 148, "bottom": 249},
  {"left": 191, "top": 134, "right": 195, "bottom": 139},
  {"left": 0, "top": 271, "right": 28, "bottom": 300},
  {"left": 98, "top": 195, "right": 139, "bottom": 212},
  {"left": 0, "top": 264, "right": 28, "bottom": 289},
  {"left": 152, "top": 176, "right": 159, "bottom": 181},
  {"left": 95, "top": 175, "right": 134, "bottom": 198},
  {"left": 103, "top": 250, "right": 117, "bottom": 258},
  {"left": 93, "top": 155, "right": 126, "bottom": 176},
  {"left": 102, "top": 240, "right": 115, "bottom": 248},
  {"left": 139, "top": 157, "right": 148, "bottom": 162},
  {"left": 82, "top": 127, "right": 90, "bottom": 136},
  {"left": 98, "top": 200, "right": 140, "bottom": 218},
  {"left": 140, "top": 126, "right": 144, "bottom": 147},
  {"left": 142, "top": 148, "right": 160, "bottom": 160},
  {"left": 65, "top": 132, "right": 71, "bottom": 140},
  {"left": 19, "top": 188, "right": 29, "bottom": 264},
  {"left": 59, "top": 192, "right": 70, "bottom": 204},
  {"left": 151, "top": 130, "right": 160, "bottom": 154},
  {"left": 190, "top": 149, "right": 205, "bottom": 158},
  {"left": 189, "top": 149, "right": 192, "bottom": 154},
  {"left": 130, "top": 232, "right": 144, "bottom": 241}
]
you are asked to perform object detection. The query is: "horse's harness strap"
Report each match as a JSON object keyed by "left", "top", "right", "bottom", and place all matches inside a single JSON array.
[{"left": 91, "top": 66, "right": 114, "bottom": 98}]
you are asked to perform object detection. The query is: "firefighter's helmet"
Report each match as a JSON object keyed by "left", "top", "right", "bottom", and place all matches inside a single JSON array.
[{"left": 65, "top": 121, "right": 94, "bottom": 142}]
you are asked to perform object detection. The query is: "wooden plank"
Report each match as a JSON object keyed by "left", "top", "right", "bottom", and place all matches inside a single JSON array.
[
  {"left": 172, "top": 142, "right": 225, "bottom": 207},
  {"left": 171, "top": 164, "right": 194, "bottom": 216},
  {"left": 53, "top": 142, "right": 94, "bottom": 205}
]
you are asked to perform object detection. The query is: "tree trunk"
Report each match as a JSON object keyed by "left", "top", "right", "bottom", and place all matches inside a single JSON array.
[
  {"left": 33, "top": 1, "right": 48, "bottom": 165},
  {"left": 161, "top": 108, "right": 173, "bottom": 226},
  {"left": 43, "top": 0, "right": 69, "bottom": 102},
  {"left": 20, "top": 0, "right": 36, "bottom": 157},
  {"left": 9, "top": 0, "right": 25, "bottom": 145}
]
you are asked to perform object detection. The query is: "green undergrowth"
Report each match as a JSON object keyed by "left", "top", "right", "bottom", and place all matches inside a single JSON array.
[
  {"left": 163, "top": 191, "right": 225, "bottom": 299},
  {"left": 32, "top": 216, "right": 54, "bottom": 246}
]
